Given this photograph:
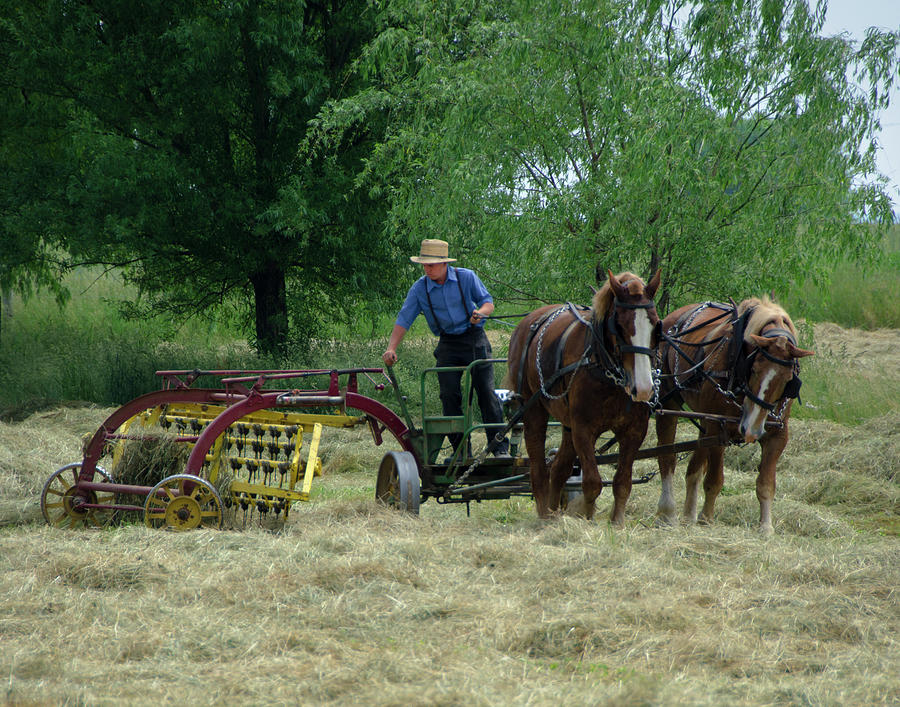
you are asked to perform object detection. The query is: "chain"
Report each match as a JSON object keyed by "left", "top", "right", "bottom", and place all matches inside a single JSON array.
[
  {"left": 445, "top": 444, "right": 494, "bottom": 492},
  {"left": 767, "top": 397, "right": 790, "bottom": 422},
  {"left": 536, "top": 307, "right": 582, "bottom": 400}
]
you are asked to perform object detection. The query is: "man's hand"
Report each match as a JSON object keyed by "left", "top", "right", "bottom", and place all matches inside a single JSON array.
[{"left": 382, "top": 349, "right": 398, "bottom": 366}]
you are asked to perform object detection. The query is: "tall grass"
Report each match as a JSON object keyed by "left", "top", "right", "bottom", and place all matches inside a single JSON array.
[
  {"left": 0, "top": 269, "right": 264, "bottom": 412},
  {"left": 781, "top": 224, "right": 900, "bottom": 328}
]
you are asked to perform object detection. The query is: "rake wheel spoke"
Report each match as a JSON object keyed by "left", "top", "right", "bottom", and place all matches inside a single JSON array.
[{"left": 40, "top": 463, "right": 116, "bottom": 529}]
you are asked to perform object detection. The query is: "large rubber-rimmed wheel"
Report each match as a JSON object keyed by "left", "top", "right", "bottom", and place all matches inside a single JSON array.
[
  {"left": 144, "top": 474, "right": 223, "bottom": 531},
  {"left": 376, "top": 451, "right": 421, "bottom": 514},
  {"left": 41, "top": 463, "right": 117, "bottom": 529}
]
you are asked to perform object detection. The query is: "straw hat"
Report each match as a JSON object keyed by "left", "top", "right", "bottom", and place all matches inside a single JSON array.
[{"left": 410, "top": 239, "right": 457, "bottom": 264}]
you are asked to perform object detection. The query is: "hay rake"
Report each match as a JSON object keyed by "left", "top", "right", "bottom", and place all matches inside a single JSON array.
[
  {"left": 41, "top": 368, "right": 411, "bottom": 531},
  {"left": 118, "top": 401, "right": 332, "bottom": 524}
]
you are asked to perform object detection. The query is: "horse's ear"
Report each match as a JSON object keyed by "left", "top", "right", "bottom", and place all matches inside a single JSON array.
[
  {"left": 749, "top": 334, "right": 771, "bottom": 349},
  {"left": 607, "top": 269, "right": 625, "bottom": 298},
  {"left": 646, "top": 269, "right": 661, "bottom": 299},
  {"left": 788, "top": 343, "right": 815, "bottom": 359}
]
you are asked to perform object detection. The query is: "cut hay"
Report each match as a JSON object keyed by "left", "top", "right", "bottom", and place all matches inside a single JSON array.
[
  {"left": 0, "top": 326, "right": 898, "bottom": 705},
  {"left": 108, "top": 430, "right": 190, "bottom": 487}
]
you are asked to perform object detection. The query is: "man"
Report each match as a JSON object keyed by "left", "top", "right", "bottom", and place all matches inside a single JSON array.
[{"left": 383, "top": 239, "right": 510, "bottom": 458}]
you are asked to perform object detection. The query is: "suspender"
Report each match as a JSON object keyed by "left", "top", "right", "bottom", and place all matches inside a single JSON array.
[{"left": 424, "top": 267, "right": 471, "bottom": 336}]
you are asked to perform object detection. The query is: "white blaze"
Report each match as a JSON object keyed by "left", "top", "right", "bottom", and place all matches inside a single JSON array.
[
  {"left": 741, "top": 368, "right": 776, "bottom": 442},
  {"left": 631, "top": 309, "right": 654, "bottom": 401}
]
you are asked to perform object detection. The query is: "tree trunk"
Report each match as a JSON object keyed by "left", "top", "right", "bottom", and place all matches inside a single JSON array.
[
  {"left": 250, "top": 262, "right": 288, "bottom": 356},
  {"left": 0, "top": 289, "right": 12, "bottom": 346}
]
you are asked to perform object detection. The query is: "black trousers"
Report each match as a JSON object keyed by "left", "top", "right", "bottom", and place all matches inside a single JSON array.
[{"left": 434, "top": 327, "right": 509, "bottom": 454}]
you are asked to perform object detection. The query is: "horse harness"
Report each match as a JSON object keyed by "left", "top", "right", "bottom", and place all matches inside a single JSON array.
[
  {"left": 446, "top": 290, "right": 658, "bottom": 497},
  {"left": 514, "top": 293, "right": 660, "bottom": 403},
  {"left": 662, "top": 302, "right": 803, "bottom": 414}
]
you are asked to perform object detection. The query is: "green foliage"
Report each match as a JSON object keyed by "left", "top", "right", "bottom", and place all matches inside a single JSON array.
[
  {"left": 0, "top": 0, "right": 398, "bottom": 356},
  {"left": 330, "top": 0, "right": 898, "bottom": 312}
]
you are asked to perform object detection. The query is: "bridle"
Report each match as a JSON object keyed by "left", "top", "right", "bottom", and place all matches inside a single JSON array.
[
  {"left": 603, "top": 297, "right": 661, "bottom": 359},
  {"left": 589, "top": 294, "right": 661, "bottom": 396},
  {"left": 734, "top": 326, "right": 802, "bottom": 411}
]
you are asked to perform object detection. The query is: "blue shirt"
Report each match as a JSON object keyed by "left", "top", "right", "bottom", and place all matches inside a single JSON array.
[{"left": 396, "top": 266, "right": 492, "bottom": 336}]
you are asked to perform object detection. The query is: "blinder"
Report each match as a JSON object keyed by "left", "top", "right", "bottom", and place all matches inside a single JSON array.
[{"left": 782, "top": 374, "right": 802, "bottom": 400}]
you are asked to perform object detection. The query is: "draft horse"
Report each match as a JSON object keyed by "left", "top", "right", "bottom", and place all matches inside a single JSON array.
[
  {"left": 505, "top": 270, "right": 661, "bottom": 524},
  {"left": 655, "top": 297, "right": 814, "bottom": 534}
]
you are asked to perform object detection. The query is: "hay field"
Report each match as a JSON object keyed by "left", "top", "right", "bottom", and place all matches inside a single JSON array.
[{"left": 0, "top": 326, "right": 898, "bottom": 706}]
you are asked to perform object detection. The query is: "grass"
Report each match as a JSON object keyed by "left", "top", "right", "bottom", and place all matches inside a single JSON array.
[
  {"left": 0, "top": 268, "right": 266, "bottom": 409},
  {"left": 0, "top": 403, "right": 897, "bottom": 705},
  {"left": 781, "top": 224, "right": 900, "bottom": 329},
  {"left": 788, "top": 322, "right": 900, "bottom": 425}
]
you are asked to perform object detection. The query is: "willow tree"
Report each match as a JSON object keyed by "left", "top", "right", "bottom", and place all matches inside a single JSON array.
[
  {"left": 325, "top": 0, "right": 898, "bottom": 311},
  {"left": 1, "top": 0, "right": 394, "bottom": 354}
]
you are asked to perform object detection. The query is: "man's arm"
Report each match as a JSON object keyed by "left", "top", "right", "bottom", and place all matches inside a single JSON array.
[
  {"left": 382, "top": 324, "right": 408, "bottom": 366},
  {"left": 470, "top": 300, "right": 494, "bottom": 324}
]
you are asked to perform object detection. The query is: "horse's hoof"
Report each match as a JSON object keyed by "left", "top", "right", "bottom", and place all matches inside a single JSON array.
[
  {"left": 654, "top": 514, "right": 676, "bottom": 529},
  {"left": 758, "top": 523, "right": 774, "bottom": 536}
]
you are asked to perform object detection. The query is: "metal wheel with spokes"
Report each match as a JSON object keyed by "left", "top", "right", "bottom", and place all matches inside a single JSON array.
[
  {"left": 40, "top": 462, "right": 117, "bottom": 529},
  {"left": 376, "top": 451, "right": 421, "bottom": 514},
  {"left": 144, "top": 474, "right": 223, "bottom": 531}
]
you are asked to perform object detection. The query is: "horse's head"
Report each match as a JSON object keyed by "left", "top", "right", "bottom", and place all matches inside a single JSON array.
[
  {"left": 737, "top": 299, "right": 814, "bottom": 442},
  {"left": 593, "top": 269, "right": 662, "bottom": 402}
]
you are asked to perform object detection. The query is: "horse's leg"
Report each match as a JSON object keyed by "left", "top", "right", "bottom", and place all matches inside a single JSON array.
[
  {"left": 610, "top": 409, "right": 650, "bottom": 527},
  {"left": 608, "top": 423, "right": 646, "bottom": 527},
  {"left": 547, "top": 427, "right": 577, "bottom": 515},
  {"left": 698, "top": 445, "right": 725, "bottom": 525},
  {"left": 655, "top": 413, "right": 678, "bottom": 526},
  {"left": 683, "top": 445, "right": 709, "bottom": 524},
  {"left": 756, "top": 429, "right": 788, "bottom": 535},
  {"left": 523, "top": 405, "right": 551, "bottom": 518},
  {"left": 569, "top": 425, "right": 603, "bottom": 521}
]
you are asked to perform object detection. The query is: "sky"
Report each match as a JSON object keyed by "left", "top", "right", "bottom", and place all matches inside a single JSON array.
[{"left": 820, "top": 0, "right": 900, "bottom": 206}]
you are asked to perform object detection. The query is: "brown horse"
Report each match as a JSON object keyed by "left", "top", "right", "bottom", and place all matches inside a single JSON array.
[
  {"left": 655, "top": 297, "right": 814, "bottom": 534},
  {"left": 505, "top": 270, "right": 661, "bottom": 524}
]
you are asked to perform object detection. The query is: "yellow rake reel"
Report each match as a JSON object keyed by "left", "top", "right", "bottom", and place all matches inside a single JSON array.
[{"left": 114, "top": 402, "right": 361, "bottom": 525}]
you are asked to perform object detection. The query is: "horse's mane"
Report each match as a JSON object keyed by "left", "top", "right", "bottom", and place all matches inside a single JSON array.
[
  {"left": 705, "top": 296, "right": 795, "bottom": 343},
  {"left": 591, "top": 271, "right": 644, "bottom": 321},
  {"left": 739, "top": 296, "right": 796, "bottom": 342}
]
